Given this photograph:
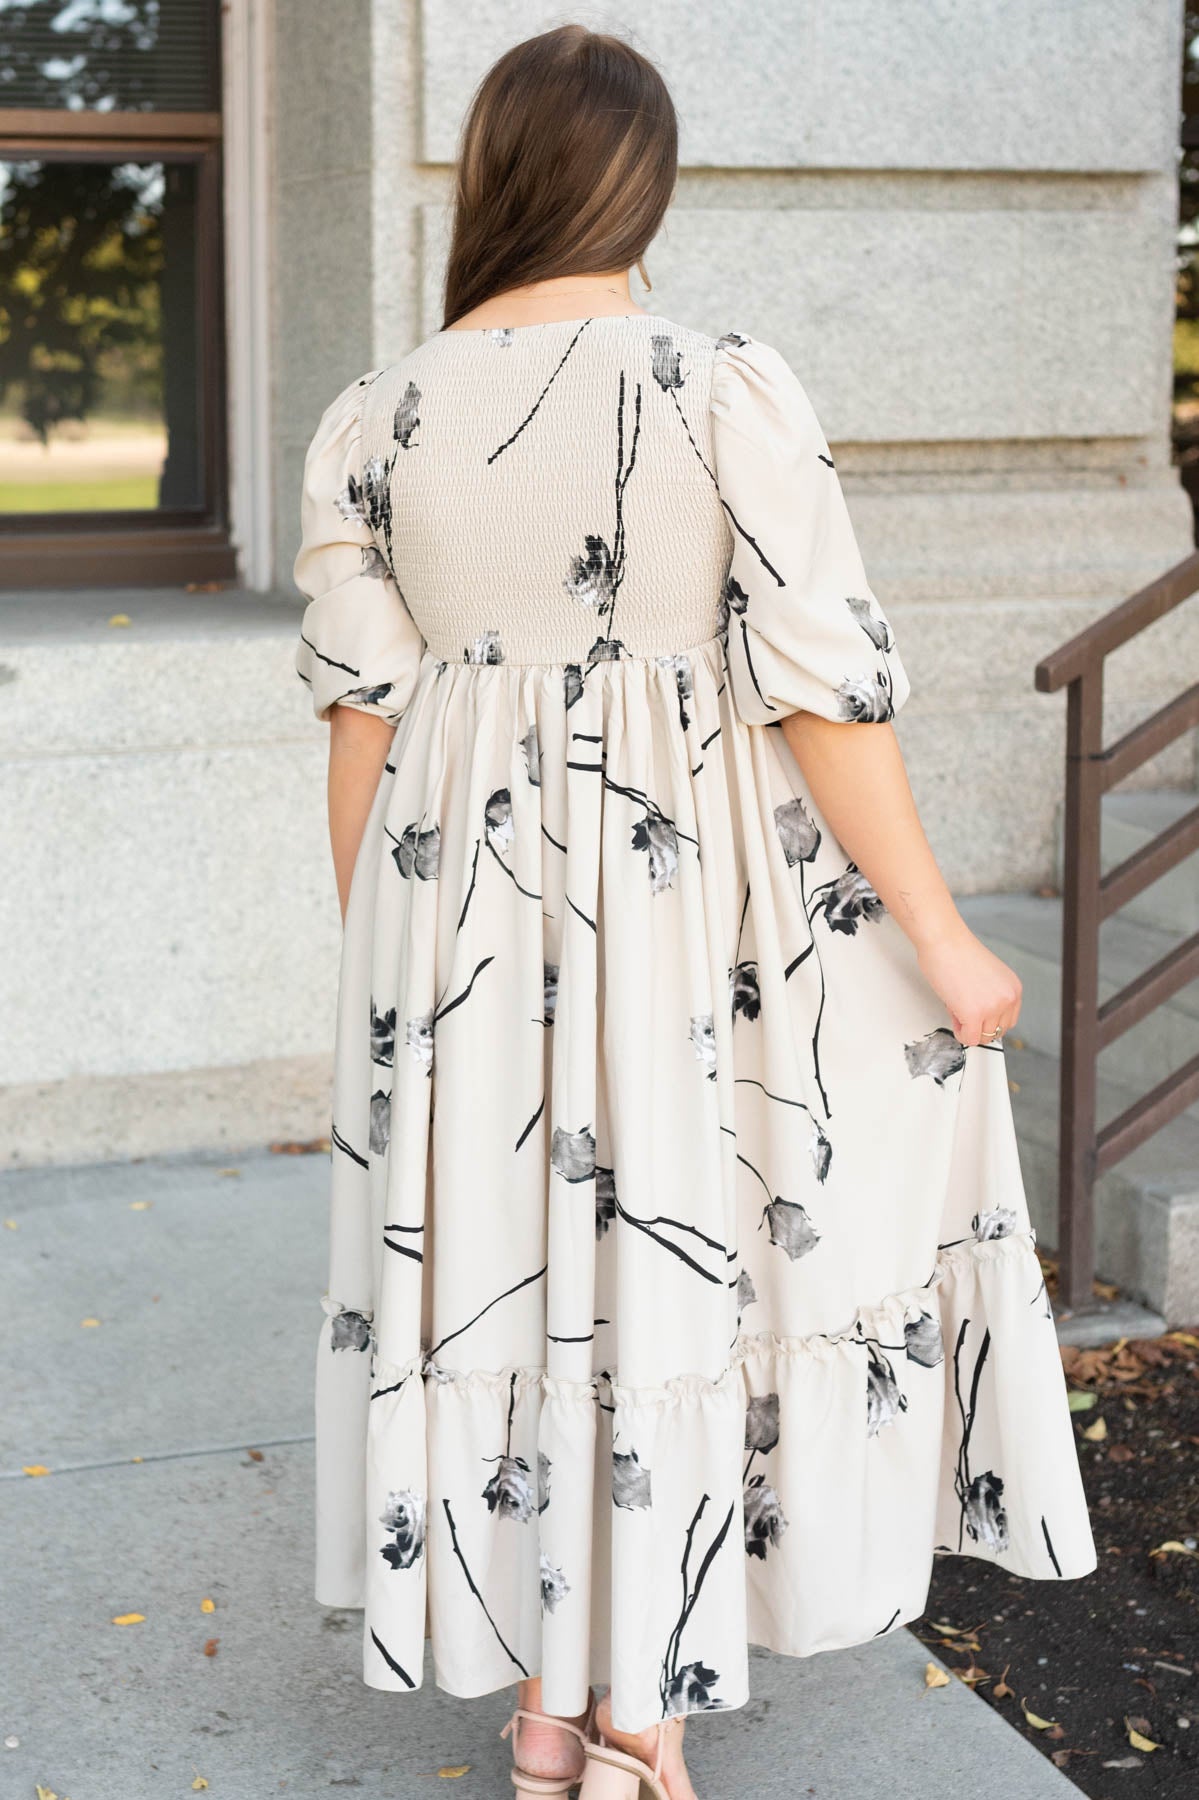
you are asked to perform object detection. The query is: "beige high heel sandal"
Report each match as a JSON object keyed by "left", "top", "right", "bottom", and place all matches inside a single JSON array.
[
  {"left": 501, "top": 1695, "right": 597, "bottom": 1797},
  {"left": 578, "top": 1715, "right": 680, "bottom": 1800}
]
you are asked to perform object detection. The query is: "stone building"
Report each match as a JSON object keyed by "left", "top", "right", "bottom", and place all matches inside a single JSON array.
[{"left": 2, "top": 3, "right": 1195, "bottom": 1314}]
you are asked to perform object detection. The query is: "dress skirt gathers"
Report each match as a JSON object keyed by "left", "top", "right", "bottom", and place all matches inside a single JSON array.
[{"left": 292, "top": 313, "right": 1096, "bottom": 1731}]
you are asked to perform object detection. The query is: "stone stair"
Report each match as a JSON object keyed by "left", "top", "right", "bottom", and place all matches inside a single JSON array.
[{"left": 957, "top": 789, "right": 1199, "bottom": 1325}]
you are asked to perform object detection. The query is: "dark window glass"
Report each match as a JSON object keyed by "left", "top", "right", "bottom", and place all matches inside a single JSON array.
[
  {"left": 0, "top": 156, "right": 204, "bottom": 515},
  {"left": 0, "top": 0, "right": 218, "bottom": 112}
]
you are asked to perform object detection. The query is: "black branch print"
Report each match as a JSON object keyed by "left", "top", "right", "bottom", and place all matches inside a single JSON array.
[
  {"left": 735, "top": 1136, "right": 823, "bottom": 1259},
  {"left": 370, "top": 1627, "right": 416, "bottom": 1689},
  {"left": 564, "top": 367, "right": 643, "bottom": 665},
  {"left": 951, "top": 1319, "right": 1010, "bottom": 1554},
  {"left": 488, "top": 318, "right": 593, "bottom": 463},
  {"left": 442, "top": 1497, "right": 530, "bottom": 1676},
  {"left": 659, "top": 1492, "right": 734, "bottom": 1717},
  {"left": 481, "top": 1373, "right": 536, "bottom": 1521}
]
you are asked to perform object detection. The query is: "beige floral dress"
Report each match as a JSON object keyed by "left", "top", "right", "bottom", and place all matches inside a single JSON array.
[{"left": 293, "top": 313, "right": 1096, "bottom": 1731}]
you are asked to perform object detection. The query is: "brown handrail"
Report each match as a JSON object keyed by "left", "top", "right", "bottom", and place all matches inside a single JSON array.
[{"left": 1035, "top": 553, "right": 1199, "bottom": 1311}]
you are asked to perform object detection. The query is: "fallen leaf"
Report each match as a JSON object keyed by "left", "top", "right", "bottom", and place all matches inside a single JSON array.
[
  {"left": 203, "top": 1637, "right": 219, "bottom": 1656},
  {"left": 128, "top": 1200, "right": 151, "bottom": 1211},
  {"left": 217, "top": 1168, "right": 241, "bottom": 1178},
  {"left": 1168, "top": 1331, "right": 1199, "bottom": 1351},
  {"left": 246, "top": 1448, "right": 264, "bottom": 1462},
  {"left": 1127, "top": 1723, "right": 1160, "bottom": 1752},
  {"left": 954, "top": 1663, "right": 990, "bottom": 1686},
  {"left": 993, "top": 1663, "right": 1013, "bottom": 1699},
  {"left": 131, "top": 1456, "right": 143, "bottom": 1463},
  {"left": 80, "top": 1317, "right": 100, "bottom": 1328},
  {"left": 1107, "top": 1443, "right": 1134, "bottom": 1462},
  {"left": 111, "top": 1612, "right": 145, "bottom": 1626},
  {"left": 1082, "top": 1416, "right": 1107, "bottom": 1441},
  {"left": 3, "top": 1218, "right": 17, "bottom": 1229},
  {"left": 201, "top": 1596, "right": 216, "bottom": 1613},
  {"left": 108, "top": 613, "right": 131, "bottom": 626},
  {"left": 437, "top": 1767, "right": 471, "bottom": 1779},
  {"left": 1021, "top": 1699, "right": 1059, "bottom": 1730},
  {"left": 35, "top": 1787, "right": 60, "bottom": 1799},
  {"left": 192, "top": 1778, "right": 209, "bottom": 1792},
  {"left": 269, "top": 1137, "right": 331, "bottom": 1155},
  {"left": 924, "top": 1662, "right": 950, "bottom": 1689},
  {"left": 1093, "top": 1278, "right": 1120, "bottom": 1301},
  {"left": 22, "top": 1464, "right": 50, "bottom": 1477},
  {"left": 1067, "top": 1389, "right": 1097, "bottom": 1412},
  {"left": 1151, "top": 1541, "right": 1199, "bottom": 1558}
]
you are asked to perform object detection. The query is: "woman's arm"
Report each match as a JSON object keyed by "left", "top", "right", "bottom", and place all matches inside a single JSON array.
[
  {"left": 780, "top": 713, "right": 1022, "bottom": 1047},
  {"left": 327, "top": 707, "right": 397, "bottom": 923}
]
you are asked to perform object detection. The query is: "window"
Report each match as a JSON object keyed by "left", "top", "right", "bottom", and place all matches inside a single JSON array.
[{"left": 0, "top": 0, "right": 233, "bottom": 587}]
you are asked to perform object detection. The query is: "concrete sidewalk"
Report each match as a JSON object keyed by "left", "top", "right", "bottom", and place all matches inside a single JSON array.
[{"left": 1, "top": 1150, "right": 1084, "bottom": 1800}]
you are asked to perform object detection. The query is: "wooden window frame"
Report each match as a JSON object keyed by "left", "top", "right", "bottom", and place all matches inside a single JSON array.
[{"left": 0, "top": 108, "right": 236, "bottom": 588}]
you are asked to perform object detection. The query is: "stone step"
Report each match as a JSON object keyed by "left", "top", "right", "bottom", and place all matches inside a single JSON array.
[
  {"left": 960, "top": 890, "right": 1199, "bottom": 1095},
  {"left": 1006, "top": 1039, "right": 1199, "bottom": 1323},
  {"left": 1054, "top": 788, "right": 1199, "bottom": 937}
]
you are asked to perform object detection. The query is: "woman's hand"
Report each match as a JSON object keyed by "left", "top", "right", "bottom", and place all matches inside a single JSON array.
[{"left": 914, "top": 917, "right": 1023, "bottom": 1048}]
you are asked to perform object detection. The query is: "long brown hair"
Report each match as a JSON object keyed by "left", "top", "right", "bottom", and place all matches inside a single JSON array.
[{"left": 442, "top": 26, "right": 677, "bottom": 329}]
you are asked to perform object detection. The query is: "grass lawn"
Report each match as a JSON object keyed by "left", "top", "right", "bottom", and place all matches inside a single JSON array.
[{"left": 0, "top": 477, "right": 160, "bottom": 511}]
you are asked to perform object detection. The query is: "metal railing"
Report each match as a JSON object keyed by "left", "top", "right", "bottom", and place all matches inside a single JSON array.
[{"left": 1035, "top": 552, "right": 1199, "bottom": 1311}]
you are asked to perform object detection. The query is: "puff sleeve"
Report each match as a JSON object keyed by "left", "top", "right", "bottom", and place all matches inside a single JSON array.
[
  {"left": 709, "top": 333, "right": 910, "bottom": 726},
  {"left": 293, "top": 371, "right": 426, "bottom": 723}
]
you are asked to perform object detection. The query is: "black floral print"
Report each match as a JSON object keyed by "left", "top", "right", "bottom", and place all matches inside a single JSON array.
[
  {"left": 405, "top": 1011, "right": 434, "bottom": 1075},
  {"left": 521, "top": 724, "right": 541, "bottom": 786},
  {"left": 542, "top": 962, "right": 559, "bottom": 1024},
  {"left": 379, "top": 1489, "right": 426, "bottom": 1569},
  {"left": 762, "top": 1196, "right": 821, "bottom": 1260},
  {"left": 973, "top": 1206, "right": 1017, "bottom": 1240},
  {"left": 835, "top": 672, "right": 894, "bottom": 723},
  {"left": 595, "top": 1164, "right": 617, "bottom": 1237},
  {"left": 904, "top": 1027, "right": 967, "bottom": 1086},
  {"left": 537, "top": 1450, "right": 552, "bottom": 1514},
  {"left": 743, "top": 1474, "right": 788, "bottom": 1559},
  {"left": 486, "top": 326, "right": 514, "bottom": 347},
  {"left": 744, "top": 1393, "right": 780, "bottom": 1454},
  {"left": 540, "top": 1554, "right": 570, "bottom": 1612},
  {"left": 665, "top": 1661, "right": 722, "bottom": 1716},
  {"left": 370, "top": 1002, "right": 396, "bottom": 1066},
  {"left": 564, "top": 535, "right": 616, "bottom": 611},
  {"left": 690, "top": 1013, "right": 717, "bottom": 1079},
  {"left": 391, "top": 822, "right": 440, "bottom": 881},
  {"left": 482, "top": 1455, "right": 536, "bottom": 1521},
  {"left": 812, "top": 864, "right": 884, "bottom": 934},
  {"left": 904, "top": 1311, "right": 945, "bottom": 1367},
  {"left": 729, "top": 961, "right": 761, "bottom": 1021},
  {"left": 866, "top": 1346, "right": 909, "bottom": 1436},
  {"left": 612, "top": 1448, "right": 652, "bottom": 1510},
  {"left": 484, "top": 788, "right": 514, "bottom": 852},
  {"left": 465, "top": 629, "right": 505, "bottom": 664},
  {"left": 846, "top": 594, "right": 894, "bottom": 652},
  {"left": 393, "top": 380, "right": 421, "bottom": 449},
  {"left": 964, "top": 1471, "right": 1010, "bottom": 1553},
  {"left": 651, "top": 334, "right": 686, "bottom": 392},
  {"left": 736, "top": 1269, "right": 757, "bottom": 1314},
  {"left": 631, "top": 810, "right": 680, "bottom": 893}
]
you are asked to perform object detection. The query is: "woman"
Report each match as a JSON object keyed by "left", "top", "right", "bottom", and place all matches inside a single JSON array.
[{"left": 294, "top": 25, "right": 1096, "bottom": 1800}]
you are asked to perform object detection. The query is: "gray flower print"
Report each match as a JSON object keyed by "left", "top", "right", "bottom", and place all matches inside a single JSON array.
[
  {"left": 537, "top": 1450, "right": 552, "bottom": 1514},
  {"left": 690, "top": 1013, "right": 717, "bottom": 1079},
  {"left": 816, "top": 865, "right": 884, "bottom": 934},
  {"left": 486, "top": 326, "right": 514, "bottom": 347},
  {"left": 730, "top": 960, "right": 761, "bottom": 1022},
  {"left": 465, "top": 629, "right": 505, "bottom": 665},
  {"left": 595, "top": 1163, "right": 617, "bottom": 1237},
  {"left": 904, "top": 1311, "right": 945, "bottom": 1368},
  {"left": 774, "top": 796, "right": 820, "bottom": 867},
  {"left": 482, "top": 1454, "right": 536, "bottom": 1522},
  {"left": 543, "top": 962, "right": 559, "bottom": 1025},
  {"left": 904, "top": 1027, "right": 966, "bottom": 1086},
  {"left": 551, "top": 1124, "right": 596, "bottom": 1183},
  {"left": 564, "top": 535, "right": 616, "bottom": 611},
  {"left": 657, "top": 651, "right": 693, "bottom": 729},
  {"left": 964, "top": 1470, "right": 1010, "bottom": 1552},
  {"left": 484, "top": 787, "right": 514, "bottom": 852},
  {"left": 835, "top": 672, "right": 894, "bottom": 722},
  {"left": 715, "top": 330, "right": 748, "bottom": 350},
  {"left": 744, "top": 1392, "right": 780, "bottom": 1454},
  {"left": 564, "top": 663, "right": 584, "bottom": 708},
  {"left": 334, "top": 475, "right": 367, "bottom": 527},
  {"left": 650, "top": 334, "right": 685, "bottom": 392},
  {"left": 393, "top": 380, "right": 420, "bottom": 448},
  {"left": 330, "top": 1307, "right": 372, "bottom": 1353},
  {"left": 763, "top": 1197, "right": 821, "bottom": 1261},
  {"left": 370, "top": 1002, "right": 395, "bottom": 1066},
  {"left": 358, "top": 546, "right": 391, "bottom": 580},
  {"left": 631, "top": 813, "right": 679, "bottom": 894},
  {"left": 521, "top": 724, "right": 541, "bottom": 786},
  {"left": 973, "top": 1206, "right": 1017, "bottom": 1241},
  {"left": 369, "top": 1089, "right": 391, "bottom": 1155},
  {"left": 379, "top": 1489, "right": 426, "bottom": 1570},
  {"left": 866, "top": 1346, "right": 908, "bottom": 1436},
  {"left": 612, "top": 1447, "right": 652, "bottom": 1510},
  {"left": 744, "top": 1473, "right": 788, "bottom": 1560},
  {"left": 665, "top": 1663, "right": 722, "bottom": 1716},
  {"left": 540, "top": 1552, "right": 570, "bottom": 1613},
  {"left": 736, "top": 1268, "right": 757, "bottom": 1313},
  {"left": 716, "top": 572, "right": 748, "bottom": 637},
  {"left": 394, "top": 823, "right": 440, "bottom": 881},
  {"left": 362, "top": 455, "right": 390, "bottom": 531},
  {"left": 846, "top": 594, "right": 894, "bottom": 652},
  {"left": 809, "top": 1122, "right": 832, "bottom": 1183},
  {"left": 406, "top": 1011, "right": 434, "bottom": 1075}
]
